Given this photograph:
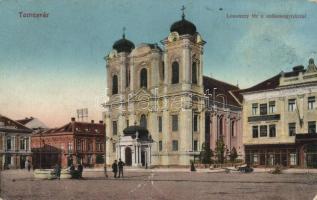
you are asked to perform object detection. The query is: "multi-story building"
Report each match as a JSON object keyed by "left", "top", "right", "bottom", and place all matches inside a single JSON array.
[
  {"left": 31, "top": 118, "right": 105, "bottom": 168},
  {"left": 0, "top": 114, "right": 33, "bottom": 170},
  {"left": 103, "top": 10, "right": 243, "bottom": 167},
  {"left": 240, "top": 58, "right": 317, "bottom": 168}
]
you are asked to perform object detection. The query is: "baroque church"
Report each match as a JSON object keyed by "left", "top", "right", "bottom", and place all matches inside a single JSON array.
[{"left": 103, "top": 9, "right": 243, "bottom": 167}]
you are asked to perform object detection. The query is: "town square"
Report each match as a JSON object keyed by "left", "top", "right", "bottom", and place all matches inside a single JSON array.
[{"left": 1, "top": 0, "right": 317, "bottom": 199}]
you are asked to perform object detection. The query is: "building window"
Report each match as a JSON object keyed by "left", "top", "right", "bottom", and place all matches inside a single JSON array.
[
  {"left": 172, "top": 140, "right": 178, "bottom": 151},
  {"left": 231, "top": 121, "right": 235, "bottom": 137},
  {"left": 126, "top": 65, "right": 130, "bottom": 87},
  {"left": 112, "top": 121, "right": 117, "bottom": 135},
  {"left": 126, "top": 120, "right": 129, "bottom": 128},
  {"left": 140, "top": 114, "right": 147, "bottom": 128},
  {"left": 260, "top": 104, "right": 267, "bottom": 115},
  {"left": 158, "top": 116, "right": 162, "bottom": 132},
  {"left": 5, "top": 155, "right": 11, "bottom": 165},
  {"left": 112, "top": 143, "right": 116, "bottom": 153},
  {"left": 68, "top": 142, "right": 73, "bottom": 153},
  {"left": 289, "top": 123, "right": 296, "bottom": 136},
  {"left": 308, "top": 96, "right": 315, "bottom": 110},
  {"left": 88, "top": 141, "right": 93, "bottom": 151},
  {"left": 252, "top": 126, "right": 258, "bottom": 138},
  {"left": 269, "top": 125, "right": 276, "bottom": 137},
  {"left": 290, "top": 153, "right": 297, "bottom": 166},
  {"left": 193, "top": 114, "right": 198, "bottom": 132},
  {"left": 6, "top": 137, "right": 11, "bottom": 150},
  {"left": 25, "top": 138, "right": 29, "bottom": 151},
  {"left": 193, "top": 140, "right": 198, "bottom": 151},
  {"left": 77, "top": 140, "right": 82, "bottom": 151},
  {"left": 159, "top": 141, "right": 162, "bottom": 152},
  {"left": 112, "top": 75, "right": 118, "bottom": 95},
  {"left": 288, "top": 99, "right": 296, "bottom": 112},
  {"left": 172, "top": 115, "right": 178, "bottom": 132},
  {"left": 140, "top": 68, "right": 147, "bottom": 88},
  {"left": 20, "top": 138, "right": 26, "bottom": 150},
  {"left": 260, "top": 125, "right": 267, "bottom": 137},
  {"left": 171, "top": 61, "right": 179, "bottom": 84},
  {"left": 252, "top": 103, "right": 258, "bottom": 115},
  {"left": 269, "top": 101, "right": 276, "bottom": 113},
  {"left": 308, "top": 121, "right": 316, "bottom": 134},
  {"left": 192, "top": 61, "right": 197, "bottom": 84}
]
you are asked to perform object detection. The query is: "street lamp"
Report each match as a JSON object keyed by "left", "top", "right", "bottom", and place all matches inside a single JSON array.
[{"left": 104, "top": 124, "right": 108, "bottom": 178}]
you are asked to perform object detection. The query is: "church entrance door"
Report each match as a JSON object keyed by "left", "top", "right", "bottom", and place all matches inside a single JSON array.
[
  {"left": 141, "top": 151, "right": 145, "bottom": 166},
  {"left": 125, "top": 147, "right": 132, "bottom": 166}
]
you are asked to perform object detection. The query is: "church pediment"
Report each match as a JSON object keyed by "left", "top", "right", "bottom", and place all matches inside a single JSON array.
[{"left": 128, "top": 88, "right": 152, "bottom": 102}]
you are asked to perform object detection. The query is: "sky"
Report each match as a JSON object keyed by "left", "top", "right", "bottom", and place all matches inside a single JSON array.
[{"left": 0, "top": 0, "right": 317, "bottom": 127}]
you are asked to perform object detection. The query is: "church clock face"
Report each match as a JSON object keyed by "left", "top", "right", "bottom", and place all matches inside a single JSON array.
[{"left": 168, "top": 31, "right": 180, "bottom": 43}]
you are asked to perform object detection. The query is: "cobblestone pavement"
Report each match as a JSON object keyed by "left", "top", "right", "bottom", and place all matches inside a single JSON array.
[{"left": 1, "top": 169, "right": 317, "bottom": 200}]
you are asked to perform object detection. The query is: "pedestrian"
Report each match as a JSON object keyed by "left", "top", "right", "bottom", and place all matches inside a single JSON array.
[
  {"left": 118, "top": 159, "right": 125, "bottom": 178},
  {"left": 104, "top": 165, "right": 108, "bottom": 178},
  {"left": 69, "top": 164, "right": 75, "bottom": 178},
  {"left": 54, "top": 163, "right": 61, "bottom": 180},
  {"left": 27, "top": 160, "right": 31, "bottom": 172},
  {"left": 112, "top": 160, "right": 118, "bottom": 178},
  {"left": 78, "top": 163, "right": 83, "bottom": 178},
  {"left": 25, "top": 159, "right": 29, "bottom": 171}
]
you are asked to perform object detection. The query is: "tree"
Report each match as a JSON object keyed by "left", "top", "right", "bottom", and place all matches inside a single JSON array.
[
  {"left": 215, "top": 137, "right": 225, "bottom": 164},
  {"left": 200, "top": 142, "right": 213, "bottom": 164},
  {"left": 229, "top": 147, "right": 238, "bottom": 162}
]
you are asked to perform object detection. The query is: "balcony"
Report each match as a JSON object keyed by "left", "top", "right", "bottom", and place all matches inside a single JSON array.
[{"left": 248, "top": 114, "right": 280, "bottom": 122}]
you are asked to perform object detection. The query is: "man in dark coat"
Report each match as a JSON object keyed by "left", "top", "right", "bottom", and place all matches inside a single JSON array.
[
  {"left": 118, "top": 159, "right": 125, "bottom": 178},
  {"left": 77, "top": 164, "right": 83, "bottom": 178},
  {"left": 112, "top": 160, "right": 118, "bottom": 178},
  {"left": 54, "top": 164, "right": 61, "bottom": 180}
]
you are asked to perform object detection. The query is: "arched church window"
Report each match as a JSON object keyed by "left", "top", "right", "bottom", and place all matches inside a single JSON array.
[
  {"left": 219, "top": 117, "right": 223, "bottom": 136},
  {"left": 140, "top": 68, "right": 147, "bottom": 88},
  {"left": 126, "top": 65, "right": 130, "bottom": 87},
  {"left": 162, "top": 61, "right": 165, "bottom": 81},
  {"left": 172, "top": 61, "right": 179, "bottom": 84},
  {"left": 192, "top": 61, "right": 197, "bottom": 84},
  {"left": 231, "top": 121, "right": 235, "bottom": 137},
  {"left": 112, "top": 75, "right": 118, "bottom": 95},
  {"left": 140, "top": 114, "right": 147, "bottom": 128}
]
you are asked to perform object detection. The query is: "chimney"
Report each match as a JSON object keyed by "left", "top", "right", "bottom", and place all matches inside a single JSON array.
[
  {"left": 91, "top": 120, "right": 94, "bottom": 124},
  {"left": 71, "top": 117, "right": 76, "bottom": 122},
  {"left": 99, "top": 120, "right": 103, "bottom": 124}
]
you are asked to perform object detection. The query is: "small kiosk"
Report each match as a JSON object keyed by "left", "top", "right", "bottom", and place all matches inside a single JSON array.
[{"left": 117, "top": 126, "right": 153, "bottom": 168}]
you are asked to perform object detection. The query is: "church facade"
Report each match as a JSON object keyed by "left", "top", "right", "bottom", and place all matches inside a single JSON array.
[{"left": 103, "top": 11, "right": 243, "bottom": 167}]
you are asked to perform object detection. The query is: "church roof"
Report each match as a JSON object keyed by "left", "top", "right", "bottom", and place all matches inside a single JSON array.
[{"left": 203, "top": 76, "right": 242, "bottom": 107}]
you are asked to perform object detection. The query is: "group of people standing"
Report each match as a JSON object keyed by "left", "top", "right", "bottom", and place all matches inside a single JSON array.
[
  {"left": 112, "top": 159, "right": 125, "bottom": 178},
  {"left": 54, "top": 163, "right": 84, "bottom": 179}
]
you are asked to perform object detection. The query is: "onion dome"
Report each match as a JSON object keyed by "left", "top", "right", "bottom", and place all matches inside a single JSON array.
[
  {"left": 170, "top": 6, "right": 197, "bottom": 35},
  {"left": 112, "top": 28, "right": 135, "bottom": 53}
]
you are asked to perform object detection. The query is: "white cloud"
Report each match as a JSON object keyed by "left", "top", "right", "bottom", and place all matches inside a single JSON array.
[{"left": 309, "top": 0, "right": 317, "bottom": 3}]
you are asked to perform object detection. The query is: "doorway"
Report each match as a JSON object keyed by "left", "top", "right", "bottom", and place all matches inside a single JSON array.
[
  {"left": 125, "top": 147, "right": 132, "bottom": 166},
  {"left": 141, "top": 151, "right": 145, "bottom": 167}
]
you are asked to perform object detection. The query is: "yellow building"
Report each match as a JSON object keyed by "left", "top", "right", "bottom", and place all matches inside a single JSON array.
[{"left": 240, "top": 58, "right": 317, "bottom": 168}]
